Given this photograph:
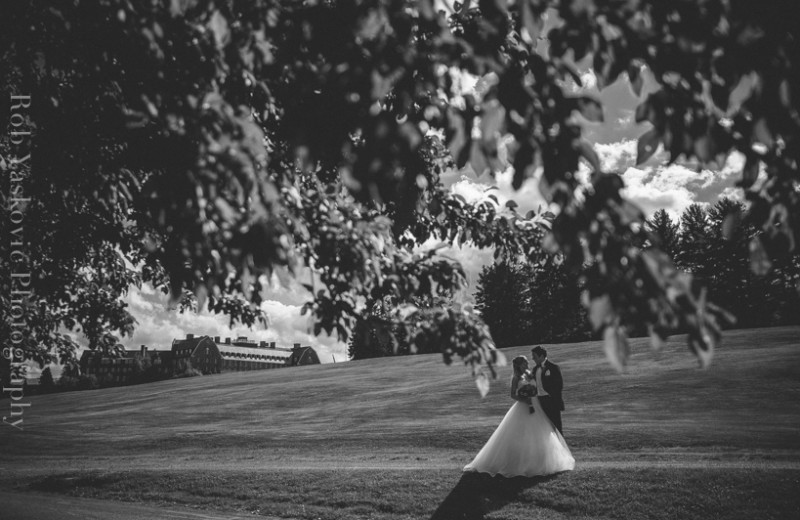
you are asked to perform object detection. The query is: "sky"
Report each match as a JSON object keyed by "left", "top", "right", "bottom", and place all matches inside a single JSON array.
[{"left": 117, "top": 39, "right": 746, "bottom": 364}]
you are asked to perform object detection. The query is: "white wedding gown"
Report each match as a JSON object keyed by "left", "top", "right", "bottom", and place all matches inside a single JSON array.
[{"left": 463, "top": 396, "right": 575, "bottom": 477}]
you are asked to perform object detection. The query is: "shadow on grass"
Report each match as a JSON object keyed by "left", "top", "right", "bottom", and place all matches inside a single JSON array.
[{"left": 429, "top": 471, "right": 559, "bottom": 520}]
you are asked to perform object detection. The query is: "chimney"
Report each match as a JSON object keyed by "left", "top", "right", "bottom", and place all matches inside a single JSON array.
[
  {"left": 214, "top": 336, "right": 220, "bottom": 343},
  {"left": 186, "top": 333, "right": 194, "bottom": 340},
  {"left": 270, "top": 342, "right": 276, "bottom": 349},
  {"left": 293, "top": 343, "right": 301, "bottom": 349},
  {"left": 141, "top": 345, "right": 147, "bottom": 356},
  {"left": 225, "top": 337, "right": 231, "bottom": 345}
]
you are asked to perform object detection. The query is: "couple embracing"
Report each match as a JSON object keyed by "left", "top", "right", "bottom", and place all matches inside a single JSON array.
[{"left": 463, "top": 346, "right": 575, "bottom": 478}]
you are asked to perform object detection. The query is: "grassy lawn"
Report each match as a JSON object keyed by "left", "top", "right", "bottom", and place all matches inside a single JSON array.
[
  {"left": 1, "top": 326, "right": 799, "bottom": 519},
  {"left": 20, "top": 468, "right": 800, "bottom": 520}
]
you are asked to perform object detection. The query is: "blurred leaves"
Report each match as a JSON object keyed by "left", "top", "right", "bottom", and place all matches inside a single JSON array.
[
  {"left": 2, "top": 0, "right": 799, "bottom": 382},
  {"left": 636, "top": 129, "right": 661, "bottom": 165},
  {"left": 603, "top": 323, "right": 630, "bottom": 373}
]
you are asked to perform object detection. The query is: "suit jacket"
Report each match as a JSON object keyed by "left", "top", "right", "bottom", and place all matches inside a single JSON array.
[{"left": 533, "top": 360, "right": 565, "bottom": 411}]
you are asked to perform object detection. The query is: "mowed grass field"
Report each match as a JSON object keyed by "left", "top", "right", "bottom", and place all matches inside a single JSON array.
[{"left": 1, "top": 326, "right": 799, "bottom": 519}]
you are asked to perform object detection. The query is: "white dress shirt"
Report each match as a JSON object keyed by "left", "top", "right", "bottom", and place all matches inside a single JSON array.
[{"left": 535, "top": 359, "right": 550, "bottom": 397}]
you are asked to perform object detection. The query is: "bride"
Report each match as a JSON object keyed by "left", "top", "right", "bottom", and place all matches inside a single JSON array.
[{"left": 463, "top": 355, "right": 575, "bottom": 477}]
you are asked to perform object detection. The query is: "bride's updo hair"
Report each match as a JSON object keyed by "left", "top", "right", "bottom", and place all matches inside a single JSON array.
[{"left": 511, "top": 356, "right": 528, "bottom": 377}]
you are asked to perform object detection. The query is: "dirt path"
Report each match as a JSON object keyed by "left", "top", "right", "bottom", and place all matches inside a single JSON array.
[
  {"left": 4, "top": 451, "right": 800, "bottom": 475},
  {"left": 146, "top": 459, "right": 800, "bottom": 471}
]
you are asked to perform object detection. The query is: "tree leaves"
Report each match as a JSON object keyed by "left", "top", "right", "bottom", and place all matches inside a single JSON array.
[
  {"left": 749, "top": 236, "right": 772, "bottom": 276},
  {"left": 474, "top": 99, "right": 507, "bottom": 175},
  {"left": 480, "top": 99, "right": 506, "bottom": 144},
  {"left": 169, "top": 0, "right": 196, "bottom": 17},
  {"left": 474, "top": 369, "right": 491, "bottom": 398},
  {"left": 520, "top": 0, "right": 545, "bottom": 45},
  {"left": 574, "top": 97, "right": 604, "bottom": 122},
  {"left": 636, "top": 128, "right": 661, "bottom": 165},
  {"left": 688, "top": 312, "right": 719, "bottom": 370},
  {"left": 5, "top": 0, "right": 800, "bottom": 391},
  {"left": 589, "top": 294, "right": 613, "bottom": 330},
  {"left": 628, "top": 61, "right": 644, "bottom": 97},
  {"left": 721, "top": 207, "right": 742, "bottom": 240},
  {"left": 603, "top": 323, "right": 630, "bottom": 372},
  {"left": 208, "top": 11, "right": 230, "bottom": 48},
  {"left": 447, "top": 110, "right": 472, "bottom": 169},
  {"left": 577, "top": 139, "right": 601, "bottom": 173},
  {"left": 648, "top": 325, "right": 667, "bottom": 351},
  {"left": 752, "top": 118, "right": 774, "bottom": 148},
  {"left": 738, "top": 154, "right": 761, "bottom": 189}
]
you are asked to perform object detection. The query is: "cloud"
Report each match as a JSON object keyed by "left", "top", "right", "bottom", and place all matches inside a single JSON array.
[
  {"left": 592, "top": 141, "right": 748, "bottom": 218},
  {"left": 448, "top": 174, "right": 495, "bottom": 204},
  {"left": 120, "top": 281, "right": 347, "bottom": 363},
  {"left": 448, "top": 171, "right": 547, "bottom": 214},
  {"left": 596, "top": 139, "right": 639, "bottom": 172},
  {"left": 436, "top": 242, "right": 496, "bottom": 302},
  {"left": 621, "top": 166, "right": 699, "bottom": 219}
]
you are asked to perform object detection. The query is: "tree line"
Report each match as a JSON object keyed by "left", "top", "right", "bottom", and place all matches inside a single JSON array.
[
  {"left": 475, "top": 199, "right": 800, "bottom": 348},
  {"left": 32, "top": 356, "right": 202, "bottom": 395}
]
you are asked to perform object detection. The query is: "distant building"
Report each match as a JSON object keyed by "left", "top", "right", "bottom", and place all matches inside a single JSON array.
[
  {"left": 79, "top": 345, "right": 171, "bottom": 383},
  {"left": 173, "top": 334, "right": 298, "bottom": 372},
  {"left": 78, "top": 334, "right": 320, "bottom": 385},
  {"left": 171, "top": 335, "right": 222, "bottom": 374},
  {"left": 80, "top": 348, "right": 136, "bottom": 384}
]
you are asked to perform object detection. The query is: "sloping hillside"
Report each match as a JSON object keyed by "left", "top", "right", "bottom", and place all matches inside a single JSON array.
[{"left": 2, "top": 326, "right": 799, "bottom": 472}]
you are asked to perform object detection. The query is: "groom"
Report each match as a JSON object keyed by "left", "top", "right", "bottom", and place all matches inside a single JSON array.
[{"left": 530, "top": 346, "right": 564, "bottom": 434}]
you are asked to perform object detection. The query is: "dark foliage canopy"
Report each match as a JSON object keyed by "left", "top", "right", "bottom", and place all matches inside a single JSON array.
[{"left": 2, "top": 1, "right": 799, "bottom": 390}]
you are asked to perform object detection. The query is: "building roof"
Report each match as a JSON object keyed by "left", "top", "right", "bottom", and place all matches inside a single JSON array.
[
  {"left": 124, "top": 348, "right": 171, "bottom": 354},
  {"left": 172, "top": 336, "right": 210, "bottom": 351},
  {"left": 290, "top": 346, "right": 321, "bottom": 365},
  {"left": 217, "top": 344, "right": 293, "bottom": 361}
]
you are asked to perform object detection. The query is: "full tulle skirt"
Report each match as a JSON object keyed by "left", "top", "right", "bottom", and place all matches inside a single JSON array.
[{"left": 463, "top": 398, "right": 575, "bottom": 478}]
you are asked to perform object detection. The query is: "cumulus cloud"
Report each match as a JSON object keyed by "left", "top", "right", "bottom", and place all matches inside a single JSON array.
[
  {"left": 592, "top": 141, "right": 748, "bottom": 218},
  {"left": 596, "top": 139, "right": 639, "bottom": 172},
  {"left": 433, "top": 241, "right": 496, "bottom": 302},
  {"left": 120, "top": 281, "right": 347, "bottom": 363},
  {"left": 449, "top": 175, "right": 496, "bottom": 205},
  {"left": 621, "top": 166, "right": 699, "bottom": 218},
  {"left": 447, "top": 170, "right": 547, "bottom": 215},
  {"left": 720, "top": 185, "right": 744, "bottom": 201}
]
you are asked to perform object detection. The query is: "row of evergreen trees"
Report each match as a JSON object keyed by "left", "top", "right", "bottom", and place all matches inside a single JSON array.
[{"left": 475, "top": 199, "right": 800, "bottom": 348}]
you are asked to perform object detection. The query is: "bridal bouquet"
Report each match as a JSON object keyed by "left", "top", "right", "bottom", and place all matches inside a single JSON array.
[
  {"left": 517, "top": 375, "right": 537, "bottom": 414},
  {"left": 517, "top": 383, "right": 538, "bottom": 399}
]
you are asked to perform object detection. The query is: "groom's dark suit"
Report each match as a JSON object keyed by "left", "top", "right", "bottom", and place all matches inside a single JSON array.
[{"left": 532, "top": 360, "right": 564, "bottom": 434}]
